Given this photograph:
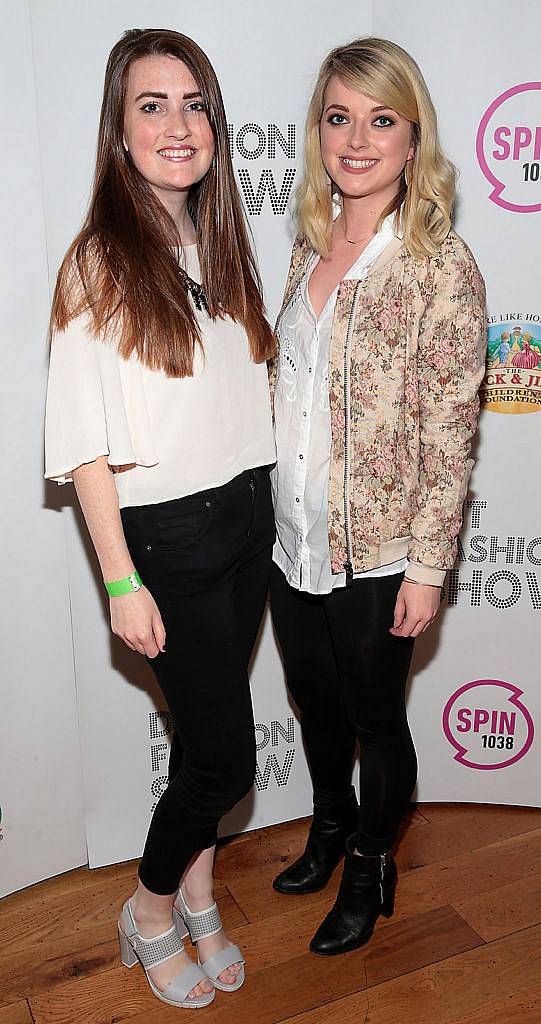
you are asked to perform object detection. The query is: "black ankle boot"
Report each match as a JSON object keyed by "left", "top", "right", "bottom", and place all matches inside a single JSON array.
[
  {"left": 309, "top": 836, "right": 397, "bottom": 955},
  {"left": 273, "top": 789, "right": 359, "bottom": 895}
]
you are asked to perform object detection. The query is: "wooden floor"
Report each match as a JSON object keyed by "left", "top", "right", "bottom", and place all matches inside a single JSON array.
[{"left": 1, "top": 804, "right": 540, "bottom": 1024}]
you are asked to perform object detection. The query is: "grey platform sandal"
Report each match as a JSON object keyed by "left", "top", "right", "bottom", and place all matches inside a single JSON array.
[
  {"left": 118, "top": 899, "right": 215, "bottom": 1009},
  {"left": 173, "top": 889, "right": 246, "bottom": 992}
]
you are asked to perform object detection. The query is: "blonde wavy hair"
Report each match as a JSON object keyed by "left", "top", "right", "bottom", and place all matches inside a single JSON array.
[{"left": 298, "top": 37, "right": 456, "bottom": 259}]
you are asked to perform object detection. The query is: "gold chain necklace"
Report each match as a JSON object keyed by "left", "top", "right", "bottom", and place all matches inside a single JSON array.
[{"left": 341, "top": 217, "right": 374, "bottom": 246}]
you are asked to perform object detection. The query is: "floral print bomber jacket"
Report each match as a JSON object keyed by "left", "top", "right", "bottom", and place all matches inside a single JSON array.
[{"left": 269, "top": 230, "right": 487, "bottom": 588}]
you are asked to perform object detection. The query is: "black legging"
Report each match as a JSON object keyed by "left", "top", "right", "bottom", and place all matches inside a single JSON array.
[
  {"left": 121, "top": 467, "right": 275, "bottom": 895},
  {"left": 270, "top": 563, "right": 417, "bottom": 855}
]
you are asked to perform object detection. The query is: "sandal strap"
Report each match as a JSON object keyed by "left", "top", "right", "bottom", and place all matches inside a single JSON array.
[
  {"left": 120, "top": 900, "right": 185, "bottom": 969},
  {"left": 164, "top": 961, "right": 211, "bottom": 1003},
  {"left": 176, "top": 891, "right": 223, "bottom": 941},
  {"left": 200, "top": 944, "right": 245, "bottom": 982},
  {"left": 131, "top": 924, "right": 184, "bottom": 969}
]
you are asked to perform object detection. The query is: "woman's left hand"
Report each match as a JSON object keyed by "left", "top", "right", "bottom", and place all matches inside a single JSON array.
[{"left": 389, "top": 580, "right": 442, "bottom": 638}]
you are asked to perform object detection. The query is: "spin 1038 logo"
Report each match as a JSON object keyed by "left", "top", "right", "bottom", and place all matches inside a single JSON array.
[
  {"left": 442, "top": 679, "right": 534, "bottom": 770},
  {"left": 477, "top": 82, "right": 541, "bottom": 213}
]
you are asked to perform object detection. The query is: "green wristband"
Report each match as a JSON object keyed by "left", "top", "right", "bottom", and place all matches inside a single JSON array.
[{"left": 105, "top": 571, "right": 143, "bottom": 596}]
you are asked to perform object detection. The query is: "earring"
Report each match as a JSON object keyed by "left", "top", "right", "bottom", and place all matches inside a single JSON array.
[{"left": 123, "top": 137, "right": 129, "bottom": 153}]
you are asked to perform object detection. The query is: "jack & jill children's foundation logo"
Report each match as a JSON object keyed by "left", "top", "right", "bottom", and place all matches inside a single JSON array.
[
  {"left": 442, "top": 679, "right": 534, "bottom": 770},
  {"left": 482, "top": 314, "right": 541, "bottom": 413},
  {"left": 477, "top": 82, "right": 541, "bottom": 212}
]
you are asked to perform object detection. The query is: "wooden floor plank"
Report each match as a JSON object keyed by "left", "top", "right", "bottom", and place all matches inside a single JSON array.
[
  {"left": 446, "top": 986, "right": 541, "bottom": 1024},
  {"left": 0, "top": 1002, "right": 34, "bottom": 1024},
  {"left": 394, "top": 828, "right": 541, "bottom": 920},
  {"left": 0, "top": 870, "right": 239, "bottom": 947},
  {"left": 0, "top": 881, "right": 243, "bottom": 959},
  {"left": 29, "top": 968, "right": 147, "bottom": 1024},
  {"left": 419, "top": 802, "right": 539, "bottom": 828},
  {"left": 409, "top": 807, "right": 431, "bottom": 826},
  {"left": 7, "top": 805, "right": 541, "bottom": 1024},
  {"left": 224, "top": 897, "right": 482, "bottom": 977},
  {"left": 5, "top": 804, "right": 534, "bottom": 917},
  {"left": 453, "top": 874, "right": 541, "bottom": 941},
  {"left": 395, "top": 803, "right": 541, "bottom": 872},
  {"left": 215, "top": 804, "right": 540, "bottom": 893},
  {"left": 28, "top": 905, "right": 482, "bottom": 1024},
  {"left": 0, "top": 861, "right": 138, "bottom": 915},
  {"left": 0, "top": 889, "right": 241, "bottom": 1009},
  {"left": 1, "top": 937, "right": 117, "bottom": 1015},
  {"left": 214, "top": 805, "right": 427, "bottom": 889},
  {"left": 227, "top": 826, "right": 541, "bottom": 924},
  {"left": 275, "top": 992, "right": 368, "bottom": 1024},
  {"left": 215, "top": 817, "right": 314, "bottom": 887},
  {"left": 276, "top": 923, "right": 541, "bottom": 1024}
]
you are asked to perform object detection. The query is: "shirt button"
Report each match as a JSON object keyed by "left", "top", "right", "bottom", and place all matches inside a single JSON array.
[
  {"left": 308, "top": 367, "right": 312, "bottom": 373},
  {"left": 295, "top": 497, "right": 300, "bottom": 503},
  {"left": 299, "top": 454, "right": 304, "bottom": 460},
  {"left": 303, "top": 411, "right": 307, "bottom": 417}
]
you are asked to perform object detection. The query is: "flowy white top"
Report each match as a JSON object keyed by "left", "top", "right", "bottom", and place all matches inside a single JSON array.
[
  {"left": 272, "top": 216, "right": 406, "bottom": 593},
  {"left": 45, "top": 245, "right": 276, "bottom": 507}
]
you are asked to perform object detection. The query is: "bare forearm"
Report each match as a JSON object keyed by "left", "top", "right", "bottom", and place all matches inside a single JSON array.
[
  {"left": 72, "top": 457, "right": 164, "bottom": 657},
  {"left": 72, "top": 456, "right": 134, "bottom": 582}
]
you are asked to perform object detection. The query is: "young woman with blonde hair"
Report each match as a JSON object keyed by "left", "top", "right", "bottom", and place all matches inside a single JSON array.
[
  {"left": 45, "top": 27, "right": 275, "bottom": 1008},
  {"left": 270, "top": 37, "right": 486, "bottom": 955}
]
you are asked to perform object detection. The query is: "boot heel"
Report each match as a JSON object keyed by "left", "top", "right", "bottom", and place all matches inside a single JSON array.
[
  {"left": 118, "top": 925, "right": 138, "bottom": 968},
  {"left": 380, "top": 885, "right": 395, "bottom": 919}
]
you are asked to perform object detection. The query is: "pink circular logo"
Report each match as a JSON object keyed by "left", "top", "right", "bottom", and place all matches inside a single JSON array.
[
  {"left": 442, "top": 679, "right": 534, "bottom": 770},
  {"left": 476, "top": 82, "right": 541, "bottom": 213}
]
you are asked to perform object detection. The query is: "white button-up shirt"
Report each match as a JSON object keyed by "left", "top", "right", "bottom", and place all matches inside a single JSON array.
[{"left": 272, "top": 215, "right": 407, "bottom": 594}]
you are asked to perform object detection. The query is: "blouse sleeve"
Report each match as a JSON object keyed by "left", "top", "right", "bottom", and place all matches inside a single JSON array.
[
  {"left": 45, "top": 309, "right": 161, "bottom": 484},
  {"left": 45, "top": 314, "right": 112, "bottom": 483}
]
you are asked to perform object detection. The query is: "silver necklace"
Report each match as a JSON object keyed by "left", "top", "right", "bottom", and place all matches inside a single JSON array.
[{"left": 177, "top": 264, "right": 209, "bottom": 314}]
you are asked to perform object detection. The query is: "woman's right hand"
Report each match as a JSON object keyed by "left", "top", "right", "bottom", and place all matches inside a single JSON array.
[{"left": 110, "top": 586, "right": 166, "bottom": 658}]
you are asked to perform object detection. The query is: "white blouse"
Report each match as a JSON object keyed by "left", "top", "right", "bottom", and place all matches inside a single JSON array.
[
  {"left": 45, "top": 245, "right": 276, "bottom": 507},
  {"left": 272, "top": 216, "right": 407, "bottom": 594}
]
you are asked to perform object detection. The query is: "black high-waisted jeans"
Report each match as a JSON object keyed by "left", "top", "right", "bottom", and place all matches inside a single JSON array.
[
  {"left": 121, "top": 467, "right": 275, "bottom": 895},
  {"left": 270, "top": 563, "right": 417, "bottom": 855}
]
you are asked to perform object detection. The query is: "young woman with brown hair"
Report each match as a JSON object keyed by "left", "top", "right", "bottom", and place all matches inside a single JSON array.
[
  {"left": 270, "top": 37, "right": 486, "bottom": 956},
  {"left": 45, "top": 27, "right": 275, "bottom": 1008}
]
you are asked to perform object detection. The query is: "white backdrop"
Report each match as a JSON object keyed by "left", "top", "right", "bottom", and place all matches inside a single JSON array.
[
  {"left": 1, "top": 0, "right": 539, "bottom": 894},
  {"left": 0, "top": 0, "right": 86, "bottom": 897}
]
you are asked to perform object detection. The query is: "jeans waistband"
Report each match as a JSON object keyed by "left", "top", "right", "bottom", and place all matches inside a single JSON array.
[{"left": 120, "top": 466, "right": 269, "bottom": 527}]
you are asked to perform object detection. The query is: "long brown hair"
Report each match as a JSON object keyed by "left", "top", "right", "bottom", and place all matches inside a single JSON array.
[{"left": 50, "top": 28, "right": 275, "bottom": 375}]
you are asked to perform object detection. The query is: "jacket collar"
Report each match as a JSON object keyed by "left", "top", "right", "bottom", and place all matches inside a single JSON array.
[{"left": 281, "top": 229, "right": 405, "bottom": 316}]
